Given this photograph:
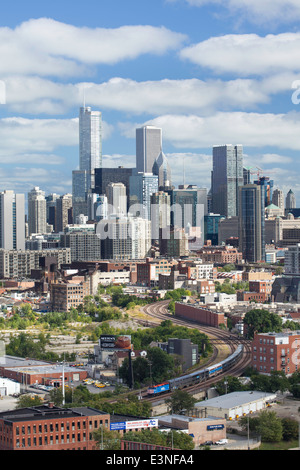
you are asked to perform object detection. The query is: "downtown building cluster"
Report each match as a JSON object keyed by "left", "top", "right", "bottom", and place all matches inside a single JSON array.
[{"left": 1, "top": 106, "right": 300, "bottom": 317}]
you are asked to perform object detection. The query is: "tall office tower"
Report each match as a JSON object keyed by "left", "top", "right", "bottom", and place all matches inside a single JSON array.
[
  {"left": 129, "top": 172, "right": 158, "bottom": 220},
  {"left": 79, "top": 106, "right": 102, "bottom": 171},
  {"left": 136, "top": 125, "right": 162, "bottom": 174},
  {"left": 286, "top": 189, "right": 296, "bottom": 210},
  {"left": 211, "top": 144, "right": 243, "bottom": 217},
  {"left": 55, "top": 194, "right": 73, "bottom": 232},
  {"left": 150, "top": 191, "right": 171, "bottom": 242},
  {"left": 46, "top": 193, "right": 60, "bottom": 230},
  {"left": 152, "top": 151, "right": 171, "bottom": 188},
  {"left": 171, "top": 185, "right": 207, "bottom": 229},
  {"left": 106, "top": 182, "right": 127, "bottom": 216},
  {"left": 73, "top": 106, "right": 102, "bottom": 219},
  {"left": 28, "top": 187, "right": 47, "bottom": 235},
  {"left": 204, "top": 213, "right": 223, "bottom": 246},
  {"left": 243, "top": 167, "right": 251, "bottom": 185},
  {"left": 238, "top": 184, "right": 265, "bottom": 263},
  {"left": 254, "top": 176, "right": 274, "bottom": 207},
  {"left": 272, "top": 188, "right": 284, "bottom": 213},
  {"left": 0, "top": 190, "right": 25, "bottom": 250}
]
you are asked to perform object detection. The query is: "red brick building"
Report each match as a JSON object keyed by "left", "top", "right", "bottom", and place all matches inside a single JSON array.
[
  {"left": 251, "top": 331, "right": 300, "bottom": 376},
  {"left": 175, "top": 302, "right": 227, "bottom": 327},
  {"left": 0, "top": 403, "right": 110, "bottom": 450}
]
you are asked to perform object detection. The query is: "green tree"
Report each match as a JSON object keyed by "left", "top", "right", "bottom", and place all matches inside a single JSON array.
[
  {"left": 165, "top": 389, "right": 197, "bottom": 414},
  {"left": 281, "top": 417, "right": 299, "bottom": 441},
  {"left": 16, "top": 394, "right": 44, "bottom": 408},
  {"left": 243, "top": 309, "right": 282, "bottom": 339},
  {"left": 240, "top": 410, "right": 283, "bottom": 442}
]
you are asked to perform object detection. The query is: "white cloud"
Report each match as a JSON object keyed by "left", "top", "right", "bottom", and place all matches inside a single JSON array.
[
  {"left": 124, "top": 111, "right": 300, "bottom": 151},
  {"left": 175, "top": 0, "right": 300, "bottom": 24},
  {"left": 3, "top": 75, "right": 286, "bottom": 116},
  {"left": 180, "top": 33, "right": 300, "bottom": 76},
  {"left": 0, "top": 18, "right": 186, "bottom": 78}
]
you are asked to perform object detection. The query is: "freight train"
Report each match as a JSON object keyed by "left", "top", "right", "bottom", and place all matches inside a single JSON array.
[{"left": 147, "top": 344, "right": 243, "bottom": 396}]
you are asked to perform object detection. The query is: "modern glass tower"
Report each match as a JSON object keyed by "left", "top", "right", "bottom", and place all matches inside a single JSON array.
[
  {"left": 73, "top": 106, "right": 102, "bottom": 219},
  {"left": 211, "top": 144, "right": 243, "bottom": 217},
  {"left": 79, "top": 106, "right": 102, "bottom": 172},
  {"left": 238, "top": 184, "right": 265, "bottom": 263}
]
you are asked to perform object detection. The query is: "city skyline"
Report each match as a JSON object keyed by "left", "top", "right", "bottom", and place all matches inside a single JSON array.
[{"left": 0, "top": 1, "right": 300, "bottom": 201}]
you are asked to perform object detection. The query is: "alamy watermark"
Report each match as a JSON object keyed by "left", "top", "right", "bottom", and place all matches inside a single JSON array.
[{"left": 95, "top": 201, "right": 205, "bottom": 241}]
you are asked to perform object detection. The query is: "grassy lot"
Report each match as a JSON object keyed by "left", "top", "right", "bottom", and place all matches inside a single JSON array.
[{"left": 258, "top": 439, "right": 298, "bottom": 450}]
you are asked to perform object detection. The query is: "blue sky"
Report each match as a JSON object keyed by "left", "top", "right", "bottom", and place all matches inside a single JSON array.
[{"left": 1, "top": 0, "right": 300, "bottom": 204}]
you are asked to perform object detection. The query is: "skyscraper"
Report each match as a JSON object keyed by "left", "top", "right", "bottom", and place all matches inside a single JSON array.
[
  {"left": 73, "top": 106, "right": 102, "bottom": 219},
  {"left": 79, "top": 106, "right": 102, "bottom": 172},
  {"left": 0, "top": 190, "right": 25, "bottom": 250},
  {"left": 106, "top": 182, "right": 127, "bottom": 216},
  {"left": 129, "top": 172, "right": 159, "bottom": 220},
  {"left": 152, "top": 150, "right": 172, "bottom": 188},
  {"left": 28, "top": 187, "right": 47, "bottom": 235},
  {"left": 136, "top": 125, "right": 162, "bottom": 174},
  {"left": 211, "top": 144, "right": 243, "bottom": 217},
  {"left": 238, "top": 184, "right": 265, "bottom": 263},
  {"left": 272, "top": 188, "right": 284, "bottom": 213},
  {"left": 286, "top": 189, "right": 296, "bottom": 211},
  {"left": 56, "top": 194, "right": 73, "bottom": 233}
]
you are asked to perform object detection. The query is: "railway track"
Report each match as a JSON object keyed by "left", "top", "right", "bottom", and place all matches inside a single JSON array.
[{"left": 140, "top": 300, "right": 251, "bottom": 402}]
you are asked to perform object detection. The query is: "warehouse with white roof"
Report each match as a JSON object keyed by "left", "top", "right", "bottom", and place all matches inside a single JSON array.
[{"left": 193, "top": 391, "right": 277, "bottom": 420}]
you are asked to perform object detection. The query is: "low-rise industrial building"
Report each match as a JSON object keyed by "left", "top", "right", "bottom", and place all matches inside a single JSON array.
[
  {"left": 192, "top": 391, "right": 276, "bottom": 420},
  {"left": 157, "top": 414, "right": 226, "bottom": 447},
  {"left": 0, "top": 378, "right": 20, "bottom": 396}
]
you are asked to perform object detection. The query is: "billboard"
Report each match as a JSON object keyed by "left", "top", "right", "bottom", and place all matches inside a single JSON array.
[
  {"left": 110, "top": 419, "right": 157, "bottom": 431},
  {"left": 100, "top": 335, "right": 131, "bottom": 350}
]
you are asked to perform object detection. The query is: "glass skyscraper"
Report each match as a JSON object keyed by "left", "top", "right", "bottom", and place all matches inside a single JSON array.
[
  {"left": 238, "top": 184, "right": 265, "bottom": 263},
  {"left": 73, "top": 106, "right": 102, "bottom": 219},
  {"left": 211, "top": 144, "right": 243, "bottom": 217}
]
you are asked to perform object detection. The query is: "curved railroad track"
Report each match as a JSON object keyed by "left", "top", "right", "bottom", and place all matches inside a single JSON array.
[{"left": 140, "top": 300, "right": 251, "bottom": 402}]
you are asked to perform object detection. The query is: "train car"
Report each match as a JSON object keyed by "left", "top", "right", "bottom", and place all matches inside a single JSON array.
[
  {"left": 148, "top": 345, "right": 244, "bottom": 396},
  {"left": 147, "top": 382, "right": 170, "bottom": 395}
]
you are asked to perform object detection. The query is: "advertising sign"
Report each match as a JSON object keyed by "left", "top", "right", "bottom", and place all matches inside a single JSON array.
[
  {"left": 100, "top": 335, "right": 131, "bottom": 350},
  {"left": 110, "top": 421, "right": 126, "bottom": 431},
  {"left": 125, "top": 419, "right": 158, "bottom": 430},
  {"left": 207, "top": 424, "right": 224, "bottom": 431}
]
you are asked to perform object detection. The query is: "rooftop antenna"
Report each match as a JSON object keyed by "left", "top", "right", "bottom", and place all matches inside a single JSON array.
[{"left": 183, "top": 156, "right": 186, "bottom": 185}]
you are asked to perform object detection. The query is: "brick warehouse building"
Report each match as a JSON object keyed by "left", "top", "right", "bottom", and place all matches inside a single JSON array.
[
  {"left": 0, "top": 403, "right": 110, "bottom": 450},
  {"left": 175, "top": 302, "right": 227, "bottom": 328},
  {"left": 251, "top": 331, "right": 300, "bottom": 375},
  {"left": 1, "top": 363, "right": 88, "bottom": 386}
]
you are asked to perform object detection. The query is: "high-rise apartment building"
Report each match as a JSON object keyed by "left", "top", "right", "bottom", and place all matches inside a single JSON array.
[
  {"left": 101, "top": 215, "right": 151, "bottom": 260},
  {"left": 46, "top": 193, "right": 60, "bottom": 230},
  {"left": 0, "top": 190, "right": 25, "bottom": 250},
  {"left": 211, "top": 144, "right": 243, "bottom": 217},
  {"left": 73, "top": 106, "right": 102, "bottom": 218},
  {"left": 28, "top": 187, "right": 47, "bottom": 235},
  {"left": 136, "top": 125, "right": 162, "bottom": 174},
  {"left": 238, "top": 184, "right": 265, "bottom": 263},
  {"left": 55, "top": 194, "right": 73, "bottom": 233},
  {"left": 106, "top": 182, "right": 127, "bottom": 216}
]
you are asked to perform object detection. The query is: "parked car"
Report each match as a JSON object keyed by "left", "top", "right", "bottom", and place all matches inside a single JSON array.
[
  {"left": 215, "top": 439, "right": 228, "bottom": 445},
  {"left": 201, "top": 440, "right": 214, "bottom": 446}
]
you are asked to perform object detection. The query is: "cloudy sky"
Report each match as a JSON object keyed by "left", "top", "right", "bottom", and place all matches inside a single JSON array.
[{"left": 1, "top": 0, "right": 300, "bottom": 203}]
